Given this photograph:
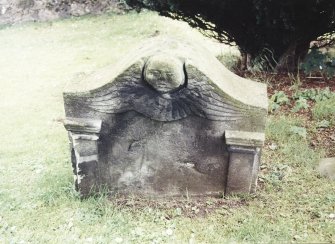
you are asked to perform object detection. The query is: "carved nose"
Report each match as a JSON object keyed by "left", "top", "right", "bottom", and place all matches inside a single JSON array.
[{"left": 144, "top": 54, "right": 185, "bottom": 93}]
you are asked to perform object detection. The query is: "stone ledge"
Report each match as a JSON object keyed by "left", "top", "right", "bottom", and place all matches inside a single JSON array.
[
  {"left": 227, "top": 146, "right": 258, "bottom": 154},
  {"left": 225, "top": 130, "right": 265, "bottom": 147},
  {"left": 64, "top": 117, "right": 102, "bottom": 134}
]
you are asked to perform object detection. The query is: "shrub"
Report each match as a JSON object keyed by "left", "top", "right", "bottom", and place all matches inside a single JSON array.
[
  {"left": 300, "top": 48, "right": 335, "bottom": 78},
  {"left": 126, "top": 0, "right": 335, "bottom": 71}
]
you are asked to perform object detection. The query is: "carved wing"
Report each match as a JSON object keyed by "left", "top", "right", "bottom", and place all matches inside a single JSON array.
[
  {"left": 83, "top": 73, "right": 192, "bottom": 121},
  {"left": 84, "top": 77, "right": 144, "bottom": 114},
  {"left": 82, "top": 62, "right": 250, "bottom": 122},
  {"left": 84, "top": 80, "right": 248, "bottom": 122},
  {"left": 179, "top": 78, "right": 248, "bottom": 121}
]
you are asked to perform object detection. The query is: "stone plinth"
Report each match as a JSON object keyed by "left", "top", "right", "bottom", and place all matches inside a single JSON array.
[
  {"left": 63, "top": 37, "right": 267, "bottom": 197},
  {"left": 225, "top": 130, "right": 265, "bottom": 194},
  {"left": 64, "top": 118, "right": 102, "bottom": 196}
]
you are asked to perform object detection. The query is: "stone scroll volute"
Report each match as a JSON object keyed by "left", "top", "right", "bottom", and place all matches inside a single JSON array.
[{"left": 63, "top": 37, "right": 268, "bottom": 197}]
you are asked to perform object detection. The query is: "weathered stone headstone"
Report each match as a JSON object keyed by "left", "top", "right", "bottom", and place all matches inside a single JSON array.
[{"left": 63, "top": 37, "right": 267, "bottom": 197}]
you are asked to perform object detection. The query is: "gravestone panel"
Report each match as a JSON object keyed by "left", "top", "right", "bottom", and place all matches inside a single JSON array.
[{"left": 63, "top": 37, "right": 267, "bottom": 197}]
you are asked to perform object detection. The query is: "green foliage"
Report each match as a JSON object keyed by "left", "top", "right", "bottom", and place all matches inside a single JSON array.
[
  {"left": 37, "top": 172, "right": 78, "bottom": 207},
  {"left": 293, "top": 87, "right": 335, "bottom": 101},
  {"left": 272, "top": 91, "right": 290, "bottom": 105},
  {"left": 280, "top": 137, "right": 320, "bottom": 167},
  {"left": 293, "top": 88, "right": 317, "bottom": 100},
  {"left": 290, "top": 87, "right": 335, "bottom": 112},
  {"left": 265, "top": 116, "right": 322, "bottom": 168},
  {"left": 301, "top": 48, "right": 335, "bottom": 78},
  {"left": 316, "top": 119, "right": 331, "bottom": 128},
  {"left": 266, "top": 116, "right": 304, "bottom": 142},
  {"left": 316, "top": 87, "right": 335, "bottom": 101},
  {"left": 312, "top": 96, "right": 335, "bottom": 122},
  {"left": 289, "top": 126, "right": 307, "bottom": 139},
  {"left": 127, "top": 0, "right": 335, "bottom": 71},
  {"left": 269, "top": 91, "right": 289, "bottom": 112},
  {"left": 291, "top": 97, "right": 309, "bottom": 112},
  {"left": 261, "top": 163, "right": 292, "bottom": 186}
]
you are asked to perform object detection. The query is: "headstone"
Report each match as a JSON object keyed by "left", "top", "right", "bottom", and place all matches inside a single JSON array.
[{"left": 63, "top": 37, "right": 267, "bottom": 197}]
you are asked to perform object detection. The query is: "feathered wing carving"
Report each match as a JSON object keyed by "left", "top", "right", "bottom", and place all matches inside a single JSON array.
[
  {"left": 82, "top": 63, "right": 251, "bottom": 122},
  {"left": 181, "top": 77, "right": 249, "bottom": 121}
]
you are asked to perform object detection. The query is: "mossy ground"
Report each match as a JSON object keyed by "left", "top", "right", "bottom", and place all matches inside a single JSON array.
[{"left": 0, "top": 11, "right": 334, "bottom": 243}]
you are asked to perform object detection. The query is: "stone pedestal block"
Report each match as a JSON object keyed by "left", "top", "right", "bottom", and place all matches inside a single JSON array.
[
  {"left": 225, "top": 130, "right": 264, "bottom": 194},
  {"left": 64, "top": 118, "right": 102, "bottom": 195}
]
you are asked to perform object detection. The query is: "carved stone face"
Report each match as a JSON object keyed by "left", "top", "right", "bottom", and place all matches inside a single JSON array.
[{"left": 144, "top": 54, "right": 185, "bottom": 94}]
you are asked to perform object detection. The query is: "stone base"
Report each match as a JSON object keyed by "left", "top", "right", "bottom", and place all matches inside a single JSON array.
[
  {"left": 64, "top": 118, "right": 265, "bottom": 197},
  {"left": 225, "top": 130, "right": 264, "bottom": 195}
]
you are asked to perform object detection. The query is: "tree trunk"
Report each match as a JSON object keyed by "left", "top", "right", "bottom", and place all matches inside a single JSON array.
[
  {"left": 275, "top": 41, "right": 310, "bottom": 73},
  {"left": 240, "top": 51, "right": 252, "bottom": 70}
]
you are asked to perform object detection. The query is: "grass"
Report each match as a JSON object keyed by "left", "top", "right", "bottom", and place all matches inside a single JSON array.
[
  {"left": 0, "top": 11, "right": 334, "bottom": 243},
  {"left": 313, "top": 96, "right": 335, "bottom": 123}
]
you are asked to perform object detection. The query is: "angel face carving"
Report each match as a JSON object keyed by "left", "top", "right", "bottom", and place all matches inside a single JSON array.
[{"left": 144, "top": 55, "right": 185, "bottom": 94}]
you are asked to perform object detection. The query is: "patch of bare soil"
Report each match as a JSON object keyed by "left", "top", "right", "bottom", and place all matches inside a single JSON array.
[{"left": 110, "top": 195, "right": 247, "bottom": 218}]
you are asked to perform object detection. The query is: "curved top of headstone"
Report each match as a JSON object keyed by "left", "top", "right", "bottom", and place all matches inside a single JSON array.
[{"left": 64, "top": 37, "right": 267, "bottom": 124}]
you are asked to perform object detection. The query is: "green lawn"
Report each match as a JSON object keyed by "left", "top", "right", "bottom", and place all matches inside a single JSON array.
[{"left": 0, "top": 11, "right": 334, "bottom": 243}]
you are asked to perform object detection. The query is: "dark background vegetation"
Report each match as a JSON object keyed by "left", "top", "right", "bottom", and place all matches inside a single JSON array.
[{"left": 126, "top": 0, "right": 335, "bottom": 72}]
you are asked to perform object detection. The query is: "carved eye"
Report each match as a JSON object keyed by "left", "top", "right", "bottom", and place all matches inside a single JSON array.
[{"left": 144, "top": 54, "right": 185, "bottom": 94}]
